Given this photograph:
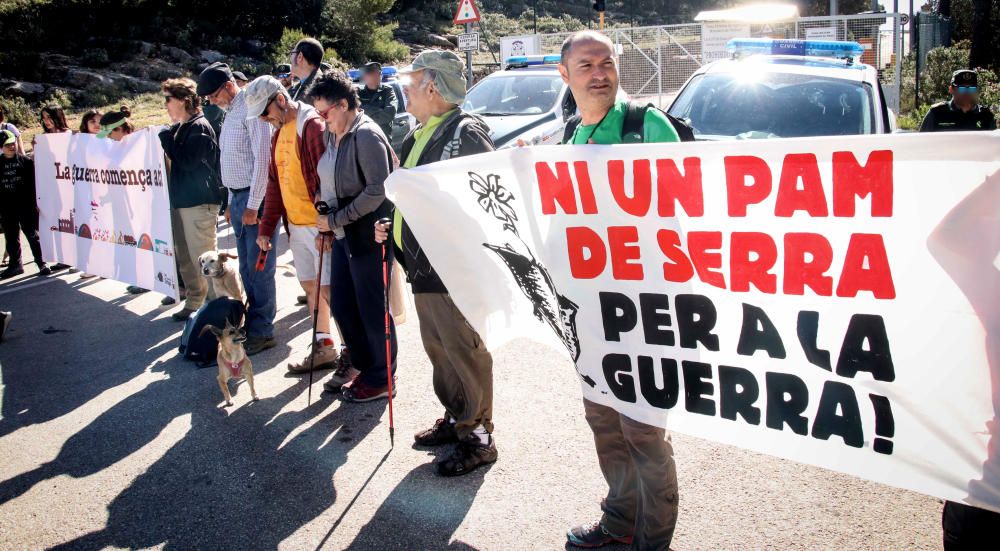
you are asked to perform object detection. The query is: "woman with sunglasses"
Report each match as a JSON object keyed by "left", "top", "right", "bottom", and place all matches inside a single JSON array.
[{"left": 159, "top": 77, "right": 225, "bottom": 321}]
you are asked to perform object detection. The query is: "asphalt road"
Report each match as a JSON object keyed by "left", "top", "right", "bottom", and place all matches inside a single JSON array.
[{"left": 0, "top": 229, "right": 943, "bottom": 550}]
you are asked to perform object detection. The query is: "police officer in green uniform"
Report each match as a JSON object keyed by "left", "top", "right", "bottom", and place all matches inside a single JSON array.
[
  {"left": 919, "top": 69, "right": 997, "bottom": 132},
  {"left": 357, "top": 62, "right": 398, "bottom": 138}
]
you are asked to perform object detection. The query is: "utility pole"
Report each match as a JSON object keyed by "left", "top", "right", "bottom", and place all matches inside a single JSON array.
[
  {"left": 533, "top": 0, "right": 538, "bottom": 34},
  {"left": 593, "top": 0, "right": 606, "bottom": 30}
]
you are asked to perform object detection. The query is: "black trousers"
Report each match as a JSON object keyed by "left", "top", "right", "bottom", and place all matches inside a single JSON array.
[
  {"left": 329, "top": 239, "right": 397, "bottom": 387},
  {"left": 943, "top": 500, "right": 1000, "bottom": 550},
  {"left": 1, "top": 207, "right": 43, "bottom": 267}
]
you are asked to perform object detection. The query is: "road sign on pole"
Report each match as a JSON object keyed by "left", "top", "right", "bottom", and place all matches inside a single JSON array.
[
  {"left": 454, "top": 0, "right": 481, "bottom": 25},
  {"left": 458, "top": 32, "right": 480, "bottom": 52}
]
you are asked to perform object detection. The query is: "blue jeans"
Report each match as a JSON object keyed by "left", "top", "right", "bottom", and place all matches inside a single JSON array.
[{"left": 229, "top": 190, "right": 277, "bottom": 339}]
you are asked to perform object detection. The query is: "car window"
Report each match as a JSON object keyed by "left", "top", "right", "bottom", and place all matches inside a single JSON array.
[
  {"left": 463, "top": 74, "right": 564, "bottom": 116},
  {"left": 668, "top": 72, "right": 874, "bottom": 138}
]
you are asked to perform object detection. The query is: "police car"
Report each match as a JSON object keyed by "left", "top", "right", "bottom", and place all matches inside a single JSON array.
[
  {"left": 349, "top": 66, "right": 414, "bottom": 153},
  {"left": 462, "top": 55, "right": 579, "bottom": 149},
  {"left": 667, "top": 39, "right": 896, "bottom": 139}
]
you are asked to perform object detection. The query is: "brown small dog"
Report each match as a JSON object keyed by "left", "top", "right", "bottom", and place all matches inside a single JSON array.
[{"left": 201, "top": 322, "right": 258, "bottom": 407}]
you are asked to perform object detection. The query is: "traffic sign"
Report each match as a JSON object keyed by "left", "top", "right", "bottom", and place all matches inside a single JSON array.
[
  {"left": 458, "top": 33, "right": 480, "bottom": 52},
  {"left": 453, "top": 0, "right": 481, "bottom": 24}
]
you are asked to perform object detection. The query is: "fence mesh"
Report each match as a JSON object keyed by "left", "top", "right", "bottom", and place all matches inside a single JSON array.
[{"left": 528, "top": 15, "right": 903, "bottom": 111}]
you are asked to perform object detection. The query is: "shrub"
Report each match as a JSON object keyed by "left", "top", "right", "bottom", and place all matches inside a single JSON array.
[
  {"left": 0, "top": 96, "right": 35, "bottom": 128},
  {"left": 45, "top": 89, "right": 73, "bottom": 109}
]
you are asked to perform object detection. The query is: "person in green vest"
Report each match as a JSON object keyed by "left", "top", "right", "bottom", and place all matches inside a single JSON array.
[{"left": 558, "top": 30, "right": 681, "bottom": 551}]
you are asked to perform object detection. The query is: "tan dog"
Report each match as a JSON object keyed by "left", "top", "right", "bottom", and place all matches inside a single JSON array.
[
  {"left": 200, "top": 322, "right": 258, "bottom": 407},
  {"left": 198, "top": 251, "right": 244, "bottom": 301}
]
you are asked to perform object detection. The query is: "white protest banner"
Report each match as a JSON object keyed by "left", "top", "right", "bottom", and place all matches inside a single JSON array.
[
  {"left": 34, "top": 128, "right": 179, "bottom": 298},
  {"left": 386, "top": 132, "right": 1000, "bottom": 513}
]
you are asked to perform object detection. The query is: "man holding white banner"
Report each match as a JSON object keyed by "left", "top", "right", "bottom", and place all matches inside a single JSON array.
[{"left": 557, "top": 31, "right": 682, "bottom": 551}]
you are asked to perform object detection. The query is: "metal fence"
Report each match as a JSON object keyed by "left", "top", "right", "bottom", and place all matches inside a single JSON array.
[{"left": 530, "top": 14, "right": 905, "bottom": 112}]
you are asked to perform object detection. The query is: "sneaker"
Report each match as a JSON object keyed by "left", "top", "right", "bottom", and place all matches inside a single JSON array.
[
  {"left": 0, "top": 265, "right": 24, "bottom": 280},
  {"left": 126, "top": 285, "right": 150, "bottom": 295},
  {"left": 323, "top": 351, "right": 359, "bottom": 392},
  {"left": 37, "top": 265, "right": 52, "bottom": 276},
  {"left": 341, "top": 379, "right": 396, "bottom": 402},
  {"left": 296, "top": 295, "right": 308, "bottom": 305},
  {"left": 566, "top": 520, "right": 633, "bottom": 548},
  {"left": 171, "top": 308, "right": 196, "bottom": 322},
  {"left": 287, "top": 343, "right": 338, "bottom": 373},
  {"left": 436, "top": 433, "right": 497, "bottom": 477},
  {"left": 414, "top": 416, "right": 459, "bottom": 447},
  {"left": 245, "top": 335, "right": 277, "bottom": 355},
  {"left": 50, "top": 263, "right": 70, "bottom": 272},
  {"left": 0, "top": 311, "right": 11, "bottom": 342},
  {"left": 161, "top": 296, "right": 177, "bottom": 305}
]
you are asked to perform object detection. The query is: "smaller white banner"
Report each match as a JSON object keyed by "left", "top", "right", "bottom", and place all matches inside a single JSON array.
[
  {"left": 34, "top": 128, "right": 179, "bottom": 297},
  {"left": 806, "top": 26, "right": 839, "bottom": 40},
  {"left": 701, "top": 22, "right": 751, "bottom": 63},
  {"left": 501, "top": 35, "right": 540, "bottom": 62}
]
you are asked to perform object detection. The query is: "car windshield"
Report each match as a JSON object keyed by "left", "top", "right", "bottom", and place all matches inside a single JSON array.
[
  {"left": 463, "top": 74, "right": 563, "bottom": 116},
  {"left": 668, "top": 71, "right": 874, "bottom": 139}
]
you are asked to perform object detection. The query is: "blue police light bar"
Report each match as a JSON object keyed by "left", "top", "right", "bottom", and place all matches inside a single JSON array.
[
  {"left": 505, "top": 54, "right": 562, "bottom": 68},
  {"left": 382, "top": 66, "right": 398, "bottom": 79},
  {"left": 726, "top": 38, "right": 864, "bottom": 60},
  {"left": 347, "top": 69, "right": 361, "bottom": 81}
]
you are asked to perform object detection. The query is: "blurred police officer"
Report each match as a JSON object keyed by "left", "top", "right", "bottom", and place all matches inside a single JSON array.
[
  {"left": 358, "top": 62, "right": 398, "bottom": 139},
  {"left": 920, "top": 69, "right": 997, "bottom": 132}
]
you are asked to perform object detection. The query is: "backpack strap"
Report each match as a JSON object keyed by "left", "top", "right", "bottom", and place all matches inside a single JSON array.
[
  {"left": 440, "top": 116, "right": 475, "bottom": 162},
  {"left": 561, "top": 115, "right": 582, "bottom": 144},
  {"left": 621, "top": 101, "right": 652, "bottom": 143}
]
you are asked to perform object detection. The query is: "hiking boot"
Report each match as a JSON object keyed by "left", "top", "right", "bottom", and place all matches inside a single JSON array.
[
  {"left": 126, "top": 285, "right": 149, "bottom": 295},
  {"left": 436, "top": 433, "right": 497, "bottom": 477},
  {"left": 566, "top": 520, "right": 633, "bottom": 548},
  {"left": 341, "top": 379, "right": 396, "bottom": 402},
  {"left": 37, "top": 264, "right": 52, "bottom": 276},
  {"left": 245, "top": 335, "right": 277, "bottom": 355},
  {"left": 287, "top": 343, "right": 337, "bottom": 373},
  {"left": 414, "top": 417, "right": 459, "bottom": 447},
  {"left": 0, "top": 265, "right": 24, "bottom": 280},
  {"left": 296, "top": 294, "right": 308, "bottom": 305},
  {"left": 0, "top": 311, "right": 11, "bottom": 342},
  {"left": 323, "top": 351, "right": 359, "bottom": 392},
  {"left": 171, "top": 308, "right": 197, "bottom": 322},
  {"left": 161, "top": 296, "right": 177, "bottom": 305},
  {"left": 50, "top": 263, "right": 70, "bottom": 271}
]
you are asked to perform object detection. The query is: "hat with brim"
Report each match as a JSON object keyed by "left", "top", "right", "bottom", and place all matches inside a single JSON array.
[
  {"left": 244, "top": 76, "right": 287, "bottom": 119},
  {"left": 1, "top": 130, "right": 15, "bottom": 147},
  {"left": 197, "top": 62, "right": 234, "bottom": 96},
  {"left": 399, "top": 50, "right": 467, "bottom": 104},
  {"left": 232, "top": 71, "right": 249, "bottom": 82},
  {"left": 952, "top": 69, "right": 978, "bottom": 87},
  {"left": 362, "top": 61, "right": 383, "bottom": 74}
]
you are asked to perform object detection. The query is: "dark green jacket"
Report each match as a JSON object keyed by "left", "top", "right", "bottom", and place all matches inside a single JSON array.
[{"left": 358, "top": 83, "right": 398, "bottom": 138}]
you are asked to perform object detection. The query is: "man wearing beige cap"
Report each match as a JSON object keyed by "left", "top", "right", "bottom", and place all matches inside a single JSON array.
[{"left": 374, "top": 50, "right": 498, "bottom": 477}]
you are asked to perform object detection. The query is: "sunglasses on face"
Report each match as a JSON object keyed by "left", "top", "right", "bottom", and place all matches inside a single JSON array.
[
  {"left": 317, "top": 103, "right": 337, "bottom": 119},
  {"left": 956, "top": 86, "right": 978, "bottom": 94},
  {"left": 276, "top": 73, "right": 290, "bottom": 79},
  {"left": 258, "top": 94, "right": 279, "bottom": 118}
]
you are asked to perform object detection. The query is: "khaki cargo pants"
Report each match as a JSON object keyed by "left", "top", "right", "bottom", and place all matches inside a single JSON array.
[
  {"left": 171, "top": 204, "right": 219, "bottom": 311},
  {"left": 414, "top": 292, "right": 494, "bottom": 438},
  {"left": 584, "top": 398, "right": 678, "bottom": 551}
]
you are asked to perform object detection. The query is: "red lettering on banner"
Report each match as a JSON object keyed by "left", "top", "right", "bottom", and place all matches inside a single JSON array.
[
  {"left": 730, "top": 232, "right": 778, "bottom": 293},
  {"left": 608, "top": 160, "right": 652, "bottom": 216},
  {"left": 536, "top": 161, "right": 598, "bottom": 215},
  {"left": 783, "top": 233, "right": 834, "bottom": 296},
  {"left": 657, "top": 230, "right": 695, "bottom": 282},
  {"left": 566, "top": 227, "right": 606, "bottom": 278},
  {"left": 775, "top": 154, "right": 829, "bottom": 217},
  {"left": 833, "top": 150, "right": 893, "bottom": 217},
  {"left": 657, "top": 158, "right": 704, "bottom": 217},
  {"left": 725, "top": 156, "right": 772, "bottom": 217},
  {"left": 608, "top": 226, "right": 644, "bottom": 280},
  {"left": 689, "top": 232, "right": 726, "bottom": 289},
  {"left": 837, "top": 234, "right": 896, "bottom": 299}
]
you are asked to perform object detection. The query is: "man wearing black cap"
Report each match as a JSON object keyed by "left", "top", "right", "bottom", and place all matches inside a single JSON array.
[
  {"left": 197, "top": 63, "right": 278, "bottom": 355},
  {"left": 920, "top": 69, "right": 997, "bottom": 132},
  {"left": 233, "top": 71, "right": 250, "bottom": 89},
  {"left": 358, "top": 62, "right": 398, "bottom": 139}
]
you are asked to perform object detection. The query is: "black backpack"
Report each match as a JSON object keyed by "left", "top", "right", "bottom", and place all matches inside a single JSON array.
[
  {"left": 561, "top": 100, "right": 696, "bottom": 144},
  {"left": 178, "top": 297, "right": 246, "bottom": 366}
]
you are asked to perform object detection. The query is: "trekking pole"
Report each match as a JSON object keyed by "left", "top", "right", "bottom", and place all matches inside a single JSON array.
[
  {"left": 309, "top": 201, "right": 332, "bottom": 406},
  {"left": 378, "top": 217, "right": 395, "bottom": 448}
]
